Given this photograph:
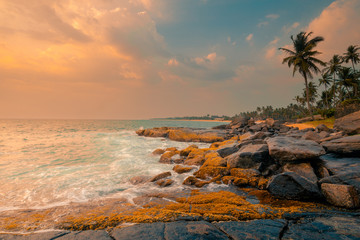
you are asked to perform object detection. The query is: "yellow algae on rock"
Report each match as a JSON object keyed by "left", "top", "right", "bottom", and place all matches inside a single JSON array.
[
  {"left": 180, "top": 145, "right": 198, "bottom": 156},
  {"left": 202, "top": 152, "right": 227, "bottom": 168},
  {"left": 194, "top": 167, "right": 230, "bottom": 180}
]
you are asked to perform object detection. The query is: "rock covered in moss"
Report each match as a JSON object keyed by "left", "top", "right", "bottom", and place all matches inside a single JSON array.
[
  {"left": 194, "top": 167, "right": 229, "bottom": 180},
  {"left": 149, "top": 172, "right": 171, "bottom": 182},
  {"left": 183, "top": 176, "right": 209, "bottom": 188},
  {"left": 173, "top": 165, "right": 194, "bottom": 174},
  {"left": 152, "top": 148, "right": 165, "bottom": 155}
]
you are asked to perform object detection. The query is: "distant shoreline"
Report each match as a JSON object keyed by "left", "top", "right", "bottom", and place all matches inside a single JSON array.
[{"left": 153, "top": 119, "right": 231, "bottom": 123}]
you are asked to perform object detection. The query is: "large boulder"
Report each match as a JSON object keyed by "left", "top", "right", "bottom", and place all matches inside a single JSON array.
[
  {"left": 267, "top": 172, "right": 322, "bottom": 200},
  {"left": 216, "top": 144, "right": 239, "bottom": 158},
  {"left": 319, "top": 172, "right": 360, "bottom": 193},
  {"left": 266, "top": 136, "right": 325, "bottom": 164},
  {"left": 282, "top": 162, "right": 318, "bottom": 183},
  {"left": 226, "top": 144, "right": 269, "bottom": 169},
  {"left": 334, "top": 110, "right": 360, "bottom": 135},
  {"left": 229, "top": 116, "right": 249, "bottom": 129},
  {"left": 321, "top": 183, "right": 360, "bottom": 208},
  {"left": 321, "top": 135, "right": 360, "bottom": 157}
]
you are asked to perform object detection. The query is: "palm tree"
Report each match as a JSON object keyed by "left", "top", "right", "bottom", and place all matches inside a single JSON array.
[
  {"left": 323, "top": 55, "right": 343, "bottom": 105},
  {"left": 338, "top": 67, "right": 360, "bottom": 99},
  {"left": 318, "top": 72, "right": 331, "bottom": 109},
  {"left": 279, "top": 32, "right": 325, "bottom": 116},
  {"left": 343, "top": 45, "right": 360, "bottom": 71}
]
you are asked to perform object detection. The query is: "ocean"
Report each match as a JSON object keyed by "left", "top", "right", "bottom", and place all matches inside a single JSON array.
[{"left": 0, "top": 119, "right": 224, "bottom": 211}]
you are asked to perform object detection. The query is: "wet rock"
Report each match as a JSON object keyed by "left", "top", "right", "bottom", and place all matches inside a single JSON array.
[
  {"left": 183, "top": 176, "right": 209, "bottom": 188},
  {"left": 215, "top": 219, "right": 286, "bottom": 240},
  {"left": 129, "top": 175, "right": 150, "bottom": 185},
  {"left": 149, "top": 172, "right": 171, "bottom": 182},
  {"left": 168, "top": 128, "right": 225, "bottom": 143},
  {"left": 230, "top": 168, "right": 260, "bottom": 187},
  {"left": 136, "top": 127, "right": 169, "bottom": 138},
  {"left": 321, "top": 183, "right": 360, "bottom": 208},
  {"left": 156, "top": 179, "right": 174, "bottom": 187},
  {"left": 152, "top": 148, "right": 165, "bottom": 155},
  {"left": 216, "top": 144, "right": 239, "bottom": 158},
  {"left": 221, "top": 176, "right": 248, "bottom": 186},
  {"left": 266, "top": 136, "right": 325, "bottom": 164},
  {"left": 267, "top": 172, "right": 322, "bottom": 200},
  {"left": 334, "top": 110, "right": 360, "bottom": 135},
  {"left": 173, "top": 165, "right": 194, "bottom": 174},
  {"left": 164, "top": 221, "right": 229, "bottom": 240},
  {"left": 180, "top": 145, "right": 198, "bottom": 157},
  {"left": 159, "top": 151, "right": 180, "bottom": 164},
  {"left": 283, "top": 215, "right": 360, "bottom": 240},
  {"left": 282, "top": 162, "right": 318, "bottom": 183},
  {"left": 321, "top": 135, "right": 360, "bottom": 157},
  {"left": 226, "top": 144, "right": 269, "bottom": 169},
  {"left": 0, "top": 231, "right": 70, "bottom": 240},
  {"left": 57, "top": 230, "right": 113, "bottom": 240},
  {"left": 202, "top": 152, "right": 227, "bottom": 168},
  {"left": 111, "top": 222, "right": 165, "bottom": 240},
  {"left": 194, "top": 167, "right": 229, "bottom": 180}
]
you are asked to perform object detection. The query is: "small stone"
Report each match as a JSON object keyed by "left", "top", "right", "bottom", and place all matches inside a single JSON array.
[
  {"left": 149, "top": 172, "right": 171, "bottom": 182},
  {"left": 156, "top": 179, "right": 174, "bottom": 187},
  {"left": 152, "top": 148, "right": 165, "bottom": 155},
  {"left": 173, "top": 165, "right": 194, "bottom": 174}
]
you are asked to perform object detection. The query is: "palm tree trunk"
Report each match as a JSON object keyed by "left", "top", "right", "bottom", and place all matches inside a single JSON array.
[
  {"left": 325, "top": 85, "right": 329, "bottom": 109},
  {"left": 351, "top": 60, "right": 355, "bottom": 71},
  {"left": 304, "top": 76, "right": 313, "bottom": 118},
  {"left": 333, "top": 72, "right": 337, "bottom": 107}
]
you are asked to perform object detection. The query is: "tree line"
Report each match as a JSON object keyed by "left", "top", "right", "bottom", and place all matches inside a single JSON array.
[{"left": 236, "top": 32, "right": 359, "bottom": 121}]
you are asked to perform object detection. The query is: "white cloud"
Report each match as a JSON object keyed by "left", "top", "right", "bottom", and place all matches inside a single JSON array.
[
  {"left": 257, "top": 21, "right": 269, "bottom": 28},
  {"left": 168, "top": 58, "right": 179, "bottom": 66},
  {"left": 266, "top": 14, "right": 279, "bottom": 20},
  {"left": 283, "top": 22, "right": 300, "bottom": 33},
  {"left": 246, "top": 33, "right": 254, "bottom": 46}
]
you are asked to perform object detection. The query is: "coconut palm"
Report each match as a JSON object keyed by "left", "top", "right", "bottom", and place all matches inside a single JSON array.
[
  {"left": 338, "top": 67, "right": 360, "bottom": 98},
  {"left": 323, "top": 55, "right": 343, "bottom": 105},
  {"left": 343, "top": 45, "right": 360, "bottom": 71},
  {"left": 318, "top": 72, "right": 331, "bottom": 108},
  {"left": 279, "top": 32, "right": 325, "bottom": 116}
]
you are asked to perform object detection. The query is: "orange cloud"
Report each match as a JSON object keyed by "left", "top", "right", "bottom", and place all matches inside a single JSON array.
[{"left": 306, "top": 0, "right": 360, "bottom": 60}]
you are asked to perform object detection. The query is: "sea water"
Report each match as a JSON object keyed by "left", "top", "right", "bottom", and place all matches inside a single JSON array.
[{"left": 0, "top": 119, "right": 224, "bottom": 211}]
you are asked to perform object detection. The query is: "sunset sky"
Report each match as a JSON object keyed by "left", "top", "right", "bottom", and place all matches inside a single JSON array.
[{"left": 1, "top": 0, "right": 359, "bottom": 119}]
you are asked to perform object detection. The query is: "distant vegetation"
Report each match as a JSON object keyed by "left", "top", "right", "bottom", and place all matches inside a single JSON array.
[{"left": 159, "top": 33, "right": 359, "bottom": 122}]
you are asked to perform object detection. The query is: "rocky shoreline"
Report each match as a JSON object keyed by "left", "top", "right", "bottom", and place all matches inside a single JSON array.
[{"left": 1, "top": 111, "right": 359, "bottom": 239}]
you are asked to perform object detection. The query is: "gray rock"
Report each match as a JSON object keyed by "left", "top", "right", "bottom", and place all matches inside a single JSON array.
[
  {"left": 316, "top": 124, "right": 331, "bottom": 133},
  {"left": 319, "top": 172, "right": 360, "bottom": 193},
  {"left": 283, "top": 215, "right": 360, "bottom": 240},
  {"left": 111, "top": 222, "right": 165, "bottom": 240},
  {"left": 334, "top": 110, "right": 360, "bottom": 135},
  {"left": 283, "top": 162, "right": 318, "bottom": 183},
  {"left": 226, "top": 144, "right": 269, "bottom": 169},
  {"left": 321, "top": 135, "right": 360, "bottom": 157},
  {"left": 217, "top": 144, "right": 239, "bottom": 158},
  {"left": 0, "top": 231, "right": 70, "bottom": 240},
  {"left": 164, "top": 221, "right": 229, "bottom": 240},
  {"left": 149, "top": 172, "right": 171, "bottom": 182},
  {"left": 321, "top": 183, "right": 360, "bottom": 208},
  {"left": 267, "top": 172, "right": 322, "bottom": 200},
  {"left": 229, "top": 116, "right": 249, "bottom": 129},
  {"left": 319, "top": 154, "right": 360, "bottom": 176},
  {"left": 215, "top": 219, "right": 286, "bottom": 240},
  {"left": 301, "top": 131, "right": 322, "bottom": 143},
  {"left": 57, "top": 231, "right": 112, "bottom": 240},
  {"left": 266, "top": 136, "right": 325, "bottom": 164},
  {"left": 319, "top": 131, "right": 330, "bottom": 139},
  {"left": 249, "top": 123, "right": 263, "bottom": 132}
]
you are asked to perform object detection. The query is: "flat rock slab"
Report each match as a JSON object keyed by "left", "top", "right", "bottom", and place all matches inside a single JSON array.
[
  {"left": 320, "top": 154, "right": 360, "bottom": 175},
  {"left": 0, "top": 230, "right": 112, "bottom": 240},
  {"left": 112, "top": 222, "right": 165, "bottom": 240},
  {"left": 112, "top": 221, "right": 228, "bottom": 240},
  {"left": 266, "top": 136, "right": 325, "bottom": 164},
  {"left": 283, "top": 215, "right": 360, "bottom": 240},
  {"left": 164, "top": 221, "right": 228, "bottom": 240},
  {"left": 215, "top": 219, "right": 286, "bottom": 240},
  {"left": 321, "top": 135, "right": 360, "bottom": 157},
  {"left": 334, "top": 110, "right": 360, "bottom": 135}
]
